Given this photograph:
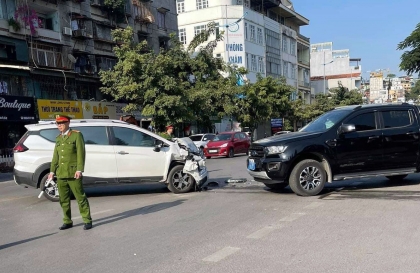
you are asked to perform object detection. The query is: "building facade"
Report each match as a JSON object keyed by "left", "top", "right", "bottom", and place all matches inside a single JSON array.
[
  {"left": 176, "top": 0, "right": 311, "bottom": 103},
  {"left": 310, "top": 42, "right": 362, "bottom": 96},
  {"left": 0, "top": 0, "right": 177, "bottom": 154}
]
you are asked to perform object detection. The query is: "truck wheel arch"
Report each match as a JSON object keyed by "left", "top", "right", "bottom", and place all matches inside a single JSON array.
[{"left": 287, "top": 153, "right": 333, "bottom": 183}]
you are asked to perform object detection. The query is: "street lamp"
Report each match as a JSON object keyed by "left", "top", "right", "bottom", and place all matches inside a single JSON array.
[{"left": 322, "top": 51, "right": 333, "bottom": 95}]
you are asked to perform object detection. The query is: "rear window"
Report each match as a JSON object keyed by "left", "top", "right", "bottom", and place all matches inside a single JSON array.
[
  {"left": 39, "top": 126, "right": 109, "bottom": 145},
  {"left": 189, "top": 135, "right": 203, "bottom": 141}
]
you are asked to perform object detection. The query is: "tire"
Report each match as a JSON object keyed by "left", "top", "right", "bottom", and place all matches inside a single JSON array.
[
  {"left": 227, "top": 148, "right": 234, "bottom": 158},
  {"left": 167, "top": 165, "right": 195, "bottom": 194},
  {"left": 264, "top": 183, "right": 288, "bottom": 191},
  {"left": 39, "top": 173, "right": 59, "bottom": 202},
  {"left": 289, "top": 159, "right": 326, "bottom": 196},
  {"left": 386, "top": 175, "right": 407, "bottom": 181}
]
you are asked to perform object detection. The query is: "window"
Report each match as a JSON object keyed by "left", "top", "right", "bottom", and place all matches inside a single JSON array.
[
  {"left": 283, "top": 60, "right": 288, "bottom": 77},
  {"left": 196, "top": 0, "right": 208, "bottom": 9},
  {"left": 179, "top": 28, "right": 186, "bottom": 44},
  {"left": 204, "top": 134, "right": 215, "bottom": 141},
  {"left": 291, "top": 64, "right": 296, "bottom": 79},
  {"left": 382, "top": 110, "right": 411, "bottom": 128},
  {"left": 257, "top": 28, "right": 263, "bottom": 44},
  {"left": 39, "top": 129, "right": 59, "bottom": 142},
  {"left": 250, "top": 25, "right": 255, "bottom": 42},
  {"left": 244, "top": 23, "right": 248, "bottom": 40},
  {"left": 282, "top": 36, "right": 288, "bottom": 52},
  {"left": 194, "top": 25, "right": 206, "bottom": 36},
  {"left": 73, "top": 127, "right": 109, "bottom": 145},
  {"left": 251, "top": 55, "right": 257, "bottom": 71},
  {"left": 290, "top": 39, "right": 296, "bottom": 55},
  {"left": 112, "top": 127, "right": 155, "bottom": 147},
  {"left": 176, "top": 0, "right": 185, "bottom": 13},
  {"left": 258, "top": 56, "right": 264, "bottom": 73},
  {"left": 157, "top": 11, "right": 165, "bottom": 29},
  {"left": 346, "top": 112, "right": 376, "bottom": 131},
  {"left": 246, "top": 53, "right": 249, "bottom": 70}
]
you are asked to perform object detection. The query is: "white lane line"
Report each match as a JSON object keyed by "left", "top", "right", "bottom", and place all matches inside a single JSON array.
[
  {"left": 304, "top": 202, "right": 324, "bottom": 209},
  {"left": 202, "top": 247, "right": 241, "bottom": 262},
  {"left": 247, "top": 225, "right": 282, "bottom": 239},
  {"left": 279, "top": 213, "right": 306, "bottom": 222},
  {"left": 72, "top": 209, "right": 115, "bottom": 220}
]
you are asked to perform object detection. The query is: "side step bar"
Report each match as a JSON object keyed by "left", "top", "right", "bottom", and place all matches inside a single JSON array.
[{"left": 333, "top": 168, "right": 416, "bottom": 181}]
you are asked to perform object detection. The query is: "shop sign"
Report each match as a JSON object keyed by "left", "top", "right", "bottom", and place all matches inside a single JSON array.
[
  {"left": 271, "top": 118, "right": 283, "bottom": 133},
  {"left": 82, "top": 101, "right": 117, "bottom": 119},
  {"left": 0, "top": 95, "right": 36, "bottom": 121},
  {"left": 37, "top": 99, "right": 83, "bottom": 120}
]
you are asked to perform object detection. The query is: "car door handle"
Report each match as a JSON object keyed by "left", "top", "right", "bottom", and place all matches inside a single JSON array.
[
  {"left": 117, "top": 151, "right": 129, "bottom": 155},
  {"left": 406, "top": 132, "right": 416, "bottom": 135},
  {"left": 368, "top": 136, "right": 380, "bottom": 140}
]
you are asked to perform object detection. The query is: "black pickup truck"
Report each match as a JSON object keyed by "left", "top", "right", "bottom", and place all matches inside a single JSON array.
[{"left": 247, "top": 104, "right": 420, "bottom": 196}]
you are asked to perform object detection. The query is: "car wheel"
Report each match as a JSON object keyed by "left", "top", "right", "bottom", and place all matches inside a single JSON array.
[
  {"left": 40, "top": 173, "right": 59, "bottom": 202},
  {"left": 386, "top": 175, "right": 407, "bottom": 182},
  {"left": 227, "top": 148, "right": 234, "bottom": 158},
  {"left": 289, "top": 159, "right": 326, "bottom": 196},
  {"left": 264, "top": 183, "right": 288, "bottom": 191},
  {"left": 167, "top": 165, "right": 195, "bottom": 194}
]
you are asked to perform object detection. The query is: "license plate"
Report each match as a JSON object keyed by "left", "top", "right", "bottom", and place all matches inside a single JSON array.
[
  {"left": 248, "top": 159, "right": 256, "bottom": 171},
  {"left": 209, "top": 149, "right": 218, "bottom": 153}
]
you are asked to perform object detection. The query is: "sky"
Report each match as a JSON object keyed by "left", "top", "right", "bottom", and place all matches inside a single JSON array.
[{"left": 293, "top": 0, "right": 419, "bottom": 79}]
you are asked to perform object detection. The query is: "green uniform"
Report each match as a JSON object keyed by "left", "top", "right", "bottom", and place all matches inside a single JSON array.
[
  {"left": 50, "top": 129, "right": 92, "bottom": 225},
  {"left": 159, "top": 132, "right": 172, "bottom": 140}
]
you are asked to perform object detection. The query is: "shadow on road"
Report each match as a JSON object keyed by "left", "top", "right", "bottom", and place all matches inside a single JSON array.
[
  {"left": 0, "top": 232, "right": 57, "bottom": 251},
  {"left": 91, "top": 199, "right": 186, "bottom": 228},
  {"left": 84, "top": 183, "right": 170, "bottom": 199}
]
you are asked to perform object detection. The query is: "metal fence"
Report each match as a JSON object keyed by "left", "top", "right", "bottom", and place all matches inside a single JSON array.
[{"left": 0, "top": 155, "right": 14, "bottom": 172}]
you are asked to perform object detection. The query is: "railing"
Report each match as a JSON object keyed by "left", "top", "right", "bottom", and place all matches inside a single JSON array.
[
  {"left": 299, "top": 81, "right": 310, "bottom": 88},
  {"left": 298, "top": 58, "right": 309, "bottom": 66},
  {"left": 0, "top": 155, "right": 14, "bottom": 172},
  {"left": 29, "top": 48, "right": 63, "bottom": 68}
]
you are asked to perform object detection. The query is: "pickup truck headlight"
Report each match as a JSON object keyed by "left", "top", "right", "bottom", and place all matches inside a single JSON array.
[
  {"left": 220, "top": 143, "right": 228, "bottom": 148},
  {"left": 265, "top": 145, "right": 287, "bottom": 155}
]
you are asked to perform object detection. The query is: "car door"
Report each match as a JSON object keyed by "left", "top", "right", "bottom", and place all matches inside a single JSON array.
[
  {"left": 72, "top": 126, "right": 118, "bottom": 185},
  {"left": 111, "top": 126, "right": 168, "bottom": 182},
  {"left": 380, "top": 108, "right": 419, "bottom": 169},
  {"left": 233, "top": 133, "right": 242, "bottom": 153},
  {"left": 335, "top": 110, "right": 384, "bottom": 174}
]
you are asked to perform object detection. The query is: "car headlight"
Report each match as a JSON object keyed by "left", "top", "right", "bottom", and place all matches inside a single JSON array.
[
  {"left": 265, "top": 146, "right": 287, "bottom": 155},
  {"left": 204, "top": 145, "right": 208, "bottom": 148},
  {"left": 220, "top": 143, "right": 228, "bottom": 148}
]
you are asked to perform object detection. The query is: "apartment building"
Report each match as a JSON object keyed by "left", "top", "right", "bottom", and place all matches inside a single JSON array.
[
  {"left": 310, "top": 42, "right": 361, "bottom": 96},
  {"left": 176, "top": 0, "right": 311, "bottom": 103},
  {"left": 0, "top": 0, "right": 176, "bottom": 153}
]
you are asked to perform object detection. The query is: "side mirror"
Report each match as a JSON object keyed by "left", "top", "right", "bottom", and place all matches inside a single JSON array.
[
  {"left": 338, "top": 124, "right": 356, "bottom": 135},
  {"left": 153, "top": 146, "right": 161, "bottom": 152},
  {"left": 154, "top": 139, "right": 163, "bottom": 152}
]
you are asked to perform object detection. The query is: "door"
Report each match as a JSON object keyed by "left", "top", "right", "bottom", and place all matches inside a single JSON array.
[
  {"left": 233, "top": 133, "right": 243, "bottom": 153},
  {"left": 380, "top": 109, "right": 419, "bottom": 169},
  {"left": 335, "top": 111, "right": 384, "bottom": 174},
  {"left": 72, "top": 126, "right": 118, "bottom": 185},
  {"left": 111, "top": 127, "right": 168, "bottom": 182}
]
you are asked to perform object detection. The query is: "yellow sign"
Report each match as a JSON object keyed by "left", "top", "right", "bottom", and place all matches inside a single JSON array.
[
  {"left": 82, "top": 101, "right": 117, "bottom": 119},
  {"left": 37, "top": 99, "right": 83, "bottom": 120}
]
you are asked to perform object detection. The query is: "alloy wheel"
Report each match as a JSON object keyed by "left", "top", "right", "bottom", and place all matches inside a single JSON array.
[{"left": 299, "top": 166, "right": 322, "bottom": 190}]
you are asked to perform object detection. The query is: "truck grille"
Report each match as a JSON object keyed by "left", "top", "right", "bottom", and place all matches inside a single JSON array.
[{"left": 249, "top": 145, "right": 265, "bottom": 158}]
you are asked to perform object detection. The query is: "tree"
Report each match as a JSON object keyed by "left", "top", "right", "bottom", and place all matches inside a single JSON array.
[
  {"left": 398, "top": 22, "right": 420, "bottom": 75},
  {"left": 387, "top": 73, "right": 396, "bottom": 78},
  {"left": 406, "top": 80, "right": 420, "bottom": 102},
  {"left": 233, "top": 75, "right": 293, "bottom": 136},
  {"left": 99, "top": 23, "right": 238, "bottom": 130}
]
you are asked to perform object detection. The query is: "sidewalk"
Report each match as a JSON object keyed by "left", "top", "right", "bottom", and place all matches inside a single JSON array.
[{"left": 0, "top": 172, "right": 13, "bottom": 183}]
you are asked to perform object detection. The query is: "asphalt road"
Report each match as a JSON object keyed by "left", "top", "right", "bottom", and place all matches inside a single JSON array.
[{"left": 2, "top": 155, "right": 420, "bottom": 272}]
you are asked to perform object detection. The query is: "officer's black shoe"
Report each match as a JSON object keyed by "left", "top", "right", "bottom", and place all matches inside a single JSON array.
[
  {"left": 83, "top": 223, "right": 93, "bottom": 230},
  {"left": 59, "top": 223, "right": 73, "bottom": 230}
]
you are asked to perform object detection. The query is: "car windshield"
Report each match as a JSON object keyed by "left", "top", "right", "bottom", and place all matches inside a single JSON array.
[
  {"left": 189, "top": 135, "right": 203, "bottom": 141},
  {"left": 300, "top": 109, "right": 352, "bottom": 133},
  {"left": 212, "top": 134, "right": 232, "bottom": 141}
]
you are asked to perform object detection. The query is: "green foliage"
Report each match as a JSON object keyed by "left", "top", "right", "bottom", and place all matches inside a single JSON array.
[
  {"left": 7, "top": 17, "right": 21, "bottom": 32},
  {"left": 398, "top": 22, "right": 420, "bottom": 75},
  {"left": 406, "top": 80, "right": 420, "bottom": 102},
  {"left": 387, "top": 73, "right": 396, "bottom": 78},
  {"left": 234, "top": 75, "right": 293, "bottom": 133},
  {"left": 103, "top": 0, "right": 125, "bottom": 11}
]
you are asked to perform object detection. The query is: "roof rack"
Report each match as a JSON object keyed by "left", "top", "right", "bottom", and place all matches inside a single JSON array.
[{"left": 36, "top": 119, "right": 130, "bottom": 126}]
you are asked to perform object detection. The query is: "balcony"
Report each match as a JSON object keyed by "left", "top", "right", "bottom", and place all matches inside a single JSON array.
[
  {"left": 298, "top": 58, "right": 309, "bottom": 66},
  {"left": 36, "top": 28, "right": 61, "bottom": 42},
  {"left": 250, "top": 0, "right": 280, "bottom": 9},
  {"left": 29, "top": 46, "right": 64, "bottom": 68},
  {"left": 297, "top": 33, "right": 310, "bottom": 43},
  {"left": 73, "top": 29, "right": 93, "bottom": 39},
  {"left": 299, "top": 81, "right": 310, "bottom": 88}
]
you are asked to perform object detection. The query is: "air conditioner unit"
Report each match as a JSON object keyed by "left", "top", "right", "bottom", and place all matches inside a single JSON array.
[{"left": 62, "top": 27, "right": 72, "bottom": 36}]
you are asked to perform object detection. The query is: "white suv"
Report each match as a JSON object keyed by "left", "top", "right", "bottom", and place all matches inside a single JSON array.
[{"left": 13, "top": 119, "right": 208, "bottom": 201}]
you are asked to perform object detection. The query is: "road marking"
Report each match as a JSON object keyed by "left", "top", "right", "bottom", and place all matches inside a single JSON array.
[
  {"left": 72, "top": 209, "right": 114, "bottom": 220},
  {"left": 202, "top": 247, "right": 240, "bottom": 262},
  {"left": 0, "top": 196, "right": 33, "bottom": 203},
  {"left": 279, "top": 213, "right": 306, "bottom": 222},
  {"left": 304, "top": 202, "right": 323, "bottom": 209},
  {"left": 247, "top": 225, "right": 282, "bottom": 239}
]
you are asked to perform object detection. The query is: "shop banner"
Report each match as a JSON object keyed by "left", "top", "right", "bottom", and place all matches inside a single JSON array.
[
  {"left": 82, "top": 101, "right": 117, "bottom": 119},
  {"left": 0, "top": 95, "right": 36, "bottom": 122},
  {"left": 271, "top": 118, "right": 283, "bottom": 134},
  {"left": 37, "top": 99, "right": 83, "bottom": 120}
]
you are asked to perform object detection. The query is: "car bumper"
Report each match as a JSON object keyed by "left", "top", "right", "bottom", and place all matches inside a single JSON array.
[
  {"left": 13, "top": 169, "right": 37, "bottom": 188},
  {"left": 204, "top": 147, "right": 229, "bottom": 157},
  {"left": 247, "top": 157, "right": 289, "bottom": 183}
]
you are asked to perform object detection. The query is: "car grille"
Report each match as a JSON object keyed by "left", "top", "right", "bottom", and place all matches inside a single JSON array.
[{"left": 249, "top": 145, "right": 265, "bottom": 158}]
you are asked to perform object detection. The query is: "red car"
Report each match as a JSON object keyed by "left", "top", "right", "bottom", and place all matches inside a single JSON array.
[{"left": 204, "top": 132, "right": 250, "bottom": 159}]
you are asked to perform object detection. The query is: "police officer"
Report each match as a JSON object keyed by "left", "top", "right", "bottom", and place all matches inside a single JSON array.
[
  {"left": 47, "top": 114, "right": 92, "bottom": 230},
  {"left": 161, "top": 125, "right": 174, "bottom": 140}
]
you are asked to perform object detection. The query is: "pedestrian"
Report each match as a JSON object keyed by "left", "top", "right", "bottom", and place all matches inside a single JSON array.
[
  {"left": 48, "top": 114, "right": 92, "bottom": 231},
  {"left": 160, "top": 124, "right": 174, "bottom": 140}
]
